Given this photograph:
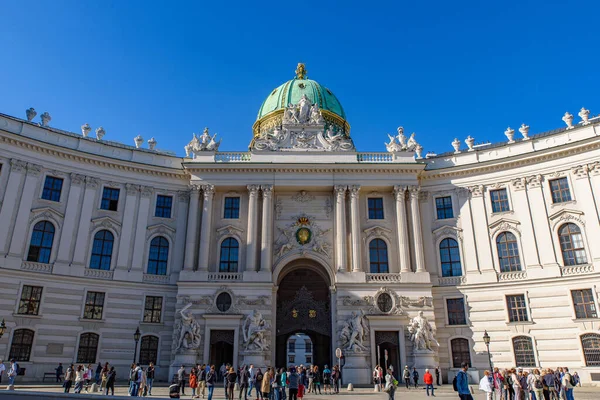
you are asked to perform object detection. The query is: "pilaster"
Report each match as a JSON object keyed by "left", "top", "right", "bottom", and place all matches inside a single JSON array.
[
  {"left": 197, "top": 184, "right": 215, "bottom": 271},
  {"left": 525, "top": 175, "right": 560, "bottom": 269},
  {"left": 334, "top": 185, "right": 348, "bottom": 272},
  {"left": 71, "top": 176, "right": 100, "bottom": 268},
  {"left": 245, "top": 184, "right": 260, "bottom": 271},
  {"left": 115, "top": 184, "right": 139, "bottom": 272},
  {"left": 349, "top": 185, "right": 362, "bottom": 272},
  {"left": 260, "top": 184, "right": 274, "bottom": 272},
  {"left": 393, "top": 186, "right": 411, "bottom": 273},
  {"left": 55, "top": 174, "right": 86, "bottom": 266},
  {"left": 409, "top": 186, "right": 426, "bottom": 273},
  {"left": 8, "top": 163, "right": 42, "bottom": 258},
  {"left": 0, "top": 160, "right": 27, "bottom": 256},
  {"left": 183, "top": 185, "right": 201, "bottom": 270},
  {"left": 128, "top": 185, "right": 153, "bottom": 279}
]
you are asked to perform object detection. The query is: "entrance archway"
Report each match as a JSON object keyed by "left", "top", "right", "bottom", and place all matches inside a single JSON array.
[{"left": 276, "top": 265, "right": 332, "bottom": 368}]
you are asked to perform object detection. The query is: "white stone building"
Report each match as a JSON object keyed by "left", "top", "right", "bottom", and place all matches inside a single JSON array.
[{"left": 1, "top": 65, "right": 600, "bottom": 384}]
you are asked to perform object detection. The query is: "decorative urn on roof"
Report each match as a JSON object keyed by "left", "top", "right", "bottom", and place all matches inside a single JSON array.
[
  {"left": 81, "top": 123, "right": 91, "bottom": 138},
  {"left": 25, "top": 107, "right": 37, "bottom": 122}
]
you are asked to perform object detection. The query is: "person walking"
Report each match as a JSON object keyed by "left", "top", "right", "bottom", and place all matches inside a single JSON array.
[
  {"left": 238, "top": 365, "right": 249, "bottom": 400},
  {"left": 206, "top": 365, "right": 217, "bottom": 400},
  {"left": 413, "top": 367, "right": 420, "bottom": 388},
  {"left": 190, "top": 366, "right": 198, "bottom": 398},
  {"left": 492, "top": 367, "right": 504, "bottom": 400},
  {"left": 74, "top": 365, "right": 85, "bottom": 394},
  {"left": 147, "top": 362, "right": 155, "bottom": 396},
  {"left": 255, "top": 367, "right": 264, "bottom": 400},
  {"left": 306, "top": 366, "right": 314, "bottom": 394},
  {"left": 435, "top": 366, "right": 441, "bottom": 386},
  {"left": 226, "top": 367, "right": 237, "bottom": 400},
  {"left": 261, "top": 367, "right": 272, "bottom": 400},
  {"left": 95, "top": 362, "right": 102, "bottom": 385},
  {"left": 198, "top": 363, "right": 207, "bottom": 399},
  {"left": 456, "top": 362, "right": 473, "bottom": 400},
  {"left": 288, "top": 367, "right": 299, "bottom": 400},
  {"left": 322, "top": 364, "right": 332, "bottom": 394},
  {"left": 384, "top": 367, "right": 396, "bottom": 400},
  {"left": 479, "top": 370, "right": 493, "bottom": 400},
  {"left": 247, "top": 364, "right": 255, "bottom": 399},
  {"left": 424, "top": 368, "right": 435, "bottom": 396},
  {"left": 106, "top": 366, "right": 116, "bottom": 396},
  {"left": 63, "top": 364, "right": 74, "bottom": 393},
  {"left": 55, "top": 362, "right": 63, "bottom": 383},
  {"left": 332, "top": 365, "right": 340, "bottom": 394},
  {"left": 312, "top": 366, "right": 321, "bottom": 395},
  {"left": 178, "top": 365, "right": 187, "bottom": 396},
  {"left": 100, "top": 363, "right": 108, "bottom": 393},
  {"left": 403, "top": 366, "right": 411, "bottom": 389}
]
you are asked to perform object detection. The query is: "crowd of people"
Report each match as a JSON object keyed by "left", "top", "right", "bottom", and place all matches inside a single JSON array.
[{"left": 172, "top": 363, "right": 343, "bottom": 400}]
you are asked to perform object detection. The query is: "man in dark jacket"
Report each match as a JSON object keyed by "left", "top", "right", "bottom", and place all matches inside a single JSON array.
[{"left": 238, "top": 365, "right": 250, "bottom": 400}]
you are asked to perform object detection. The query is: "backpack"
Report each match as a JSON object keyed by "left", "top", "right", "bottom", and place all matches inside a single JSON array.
[
  {"left": 507, "top": 375, "right": 513, "bottom": 386},
  {"left": 534, "top": 376, "right": 543, "bottom": 389},
  {"left": 452, "top": 375, "right": 458, "bottom": 392},
  {"left": 130, "top": 369, "right": 137, "bottom": 381},
  {"left": 569, "top": 374, "right": 576, "bottom": 387}
]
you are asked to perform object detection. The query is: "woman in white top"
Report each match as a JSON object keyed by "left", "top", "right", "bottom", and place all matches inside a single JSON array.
[
  {"left": 479, "top": 370, "right": 493, "bottom": 400},
  {"left": 74, "top": 365, "right": 85, "bottom": 393},
  {"left": 384, "top": 368, "right": 396, "bottom": 400}
]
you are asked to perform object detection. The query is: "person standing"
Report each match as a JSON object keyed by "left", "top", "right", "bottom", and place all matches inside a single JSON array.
[
  {"left": 424, "top": 368, "right": 435, "bottom": 396},
  {"left": 413, "top": 367, "right": 420, "bottom": 388},
  {"left": 239, "top": 365, "right": 249, "bottom": 400},
  {"left": 288, "top": 367, "right": 299, "bottom": 400},
  {"left": 261, "top": 367, "right": 272, "bottom": 400},
  {"left": 479, "top": 370, "right": 493, "bottom": 400},
  {"left": 322, "top": 364, "right": 332, "bottom": 394},
  {"left": 306, "top": 366, "right": 314, "bottom": 394},
  {"left": 95, "top": 362, "right": 102, "bottom": 385},
  {"left": 403, "top": 366, "right": 411, "bottom": 389},
  {"left": 456, "top": 362, "right": 473, "bottom": 400},
  {"left": 385, "top": 367, "right": 396, "bottom": 400},
  {"left": 247, "top": 364, "right": 255, "bottom": 399},
  {"left": 435, "top": 366, "right": 441, "bottom": 386},
  {"left": 63, "top": 364, "right": 74, "bottom": 393},
  {"left": 0, "top": 359, "right": 4, "bottom": 385},
  {"left": 492, "top": 367, "right": 504, "bottom": 400},
  {"left": 147, "top": 362, "right": 155, "bottom": 396},
  {"left": 178, "top": 365, "right": 187, "bottom": 396},
  {"left": 255, "top": 367, "right": 264, "bottom": 400},
  {"left": 198, "top": 363, "right": 207, "bottom": 399},
  {"left": 226, "top": 367, "right": 237, "bottom": 400},
  {"left": 55, "top": 362, "right": 63, "bottom": 383},
  {"left": 529, "top": 368, "right": 544, "bottom": 400},
  {"left": 190, "top": 366, "right": 198, "bottom": 398},
  {"left": 100, "top": 363, "right": 108, "bottom": 393},
  {"left": 561, "top": 367, "right": 574, "bottom": 400},
  {"left": 105, "top": 366, "right": 116, "bottom": 396},
  {"left": 312, "top": 366, "right": 321, "bottom": 395},
  {"left": 206, "top": 365, "right": 217, "bottom": 400},
  {"left": 74, "top": 365, "right": 84, "bottom": 394}
]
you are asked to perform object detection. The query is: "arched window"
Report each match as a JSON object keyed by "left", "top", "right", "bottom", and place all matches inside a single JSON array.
[
  {"left": 139, "top": 336, "right": 159, "bottom": 365},
  {"left": 77, "top": 333, "right": 99, "bottom": 364},
  {"left": 9, "top": 329, "right": 34, "bottom": 361},
  {"left": 219, "top": 238, "right": 239, "bottom": 272},
  {"left": 369, "top": 239, "right": 389, "bottom": 273},
  {"left": 512, "top": 336, "right": 536, "bottom": 367},
  {"left": 90, "top": 230, "right": 114, "bottom": 270},
  {"left": 450, "top": 338, "right": 471, "bottom": 368},
  {"left": 26, "top": 221, "right": 55, "bottom": 264},
  {"left": 559, "top": 223, "right": 588, "bottom": 266},
  {"left": 440, "top": 238, "right": 462, "bottom": 277},
  {"left": 581, "top": 333, "right": 600, "bottom": 366},
  {"left": 147, "top": 236, "right": 169, "bottom": 275},
  {"left": 496, "top": 232, "right": 521, "bottom": 272}
]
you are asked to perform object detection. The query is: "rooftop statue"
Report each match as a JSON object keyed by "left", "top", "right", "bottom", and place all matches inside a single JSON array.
[
  {"left": 295, "top": 62, "right": 307, "bottom": 79},
  {"left": 185, "top": 127, "right": 221, "bottom": 157},
  {"left": 385, "top": 127, "right": 420, "bottom": 153}
]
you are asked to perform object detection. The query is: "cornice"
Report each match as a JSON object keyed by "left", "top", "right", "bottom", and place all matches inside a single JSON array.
[
  {"left": 182, "top": 163, "right": 424, "bottom": 175},
  {"left": 0, "top": 131, "right": 189, "bottom": 180}
]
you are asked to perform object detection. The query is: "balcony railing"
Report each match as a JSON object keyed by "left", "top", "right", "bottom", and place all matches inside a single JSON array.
[
  {"left": 21, "top": 261, "right": 53, "bottom": 274},
  {"left": 365, "top": 273, "right": 402, "bottom": 283},
  {"left": 438, "top": 276, "right": 466, "bottom": 286},
  {"left": 357, "top": 153, "right": 394, "bottom": 163},
  {"left": 562, "top": 264, "right": 594, "bottom": 276},
  {"left": 214, "top": 152, "right": 252, "bottom": 162},
  {"left": 207, "top": 272, "right": 243, "bottom": 281},
  {"left": 84, "top": 268, "right": 114, "bottom": 280},
  {"left": 143, "top": 273, "right": 170, "bottom": 284},
  {"left": 497, "top": 270, "right": 527, "bottom": 281}
]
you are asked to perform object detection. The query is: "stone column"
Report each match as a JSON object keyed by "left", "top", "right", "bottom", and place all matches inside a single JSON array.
[
  {"left": 8, "top": 163, "right": 41, "bottom": 257},
  {"left": 72, "top": 177, "right": 100, "bottom": 266},
  {"left": 197, "top": 184, "right": 215, "bottom": 271},
  {"left": 183, "top": 185, "right": 201, "bottom": 270},
  {"left": 56, "top": 174, "right": 86, "bottom": 264},
  {"left": 245, "top": 185, "right": 260, "bottom": 271},
  {"left": 349, "top": 185, "right": 362, "bottom": 272},
  {"left": 174, "top": 191, "right": 190, "bottom": 271},
  {"left": 0, "top": 160, "right": 27, "bottom": 255},
  {"left": 409, "top": 186, "right": 426, "bottom": 272},
  {"left": 260, "top": 185, "right": 274, "bottom": 272},
  {"left": 115, "top": 184, "right": 139, "bottom": 270},
  {"left": 130, "top": 186, "right": 153, "bottom": 272},
  {"left": 334, "top": 185, "right": 348, "bottom": 272},
  {"left": 393, "top": 185, "right": 411, "bottom": 273}
]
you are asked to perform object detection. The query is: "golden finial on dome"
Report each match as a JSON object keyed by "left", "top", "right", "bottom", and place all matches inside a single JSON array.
[{"left": 295, "top": 63, "right": 307, "bottom": 79}]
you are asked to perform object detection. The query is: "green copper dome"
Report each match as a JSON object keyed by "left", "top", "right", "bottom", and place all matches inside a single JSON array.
[{"left": 256, "top": 78, "right": 346, "bottom": 121}]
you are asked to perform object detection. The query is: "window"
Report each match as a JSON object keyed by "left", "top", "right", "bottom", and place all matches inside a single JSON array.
[
  {"left": 439, "top": 238, "right": 462, "bottom": 277},
  {"left": 26, "top": 221, "right": 55, "bottom": 264},
  {"left": 18, "top": 285, "right": 43, "bottom": 315},
  {"left": 496, "top": 232, "right": 521, "bottom": 272},
  {"left": 490, "top": 189, "right": 510, "bottom": 213},
  {"left": 41, "top": 176, "right": 63, "bottom": 202},
  {"left": 435, "top": 196, "right": 454, "bottom": 219},
  {"left": 216, "top": 292, "right": 232, "bottom": 313},
  {"left": 447, "top": 298, "right": 467, "bottom": 325},
  {"left": 90, "top": 230, "right": 114, "bottom": 270},
  {"left": 288, "top": 355, "right": 295, "bottom": 364},
  {"left": 559, "top": 223, "right": 587, "bottom": 266},
  {"left": 305, "top": 342, "right": 312, "bottom": 353},
  {"left": 288, "top": 341, "right": 296, "bottom": 353},
  {"left": 581, "top": 333, "right": 600, "bottom": 366},
  {"left": 369, "top": 239, "right": 389, "bottom": 273},
  {"left": 143, "top": 296, "right": 163, "bottom": 323},
  {"left": 550, "top": 177, "right": 572, "bottom": 204},
  {"left": 77, "top": 333, "right": 99, "bottom": 364},
  {"left": 83, "top": 292, "right": 105, "bottom": 320},
  {"left": 139, "top": 336, "right": 159, "bottom": 365},
  {"left": 100, "top": 187, "right": 120, "bottom": 211},
  {"left": 154, "top": 195, "right": 173, "bottom": 218},
  {"left": 224, "top": 197, "right": 240, "bottom": 219},
  {"left": 306, "top": 356, "right": 312, "bottom": 364},
  {"left": 368, "top": 198, "right": 384, "bottom": 219},
  {"left": 450, "top": 338, "right": 471, "bottom": 368},
  {"left": 147, "top": 236, "right": 169, "bottom": 275},
  {"left": 219, "top": 238, "right": 239, "bottom": 272},
  {"left": 572, "top": 289, "right": 597, "bottom": 319},
  {"left": 512, "top": 336, "right": 536, "bottom": 367},
  {"left": 506, "top": 294, "right": 529, "bottom": 322},
  {"left": 9, "top": 329, "right": 34, "bottom": 361}
]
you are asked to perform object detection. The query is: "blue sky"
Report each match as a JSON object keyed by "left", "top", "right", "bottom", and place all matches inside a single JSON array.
[{"left": 1, "top": 1, "right": 599, "bottom": 156}]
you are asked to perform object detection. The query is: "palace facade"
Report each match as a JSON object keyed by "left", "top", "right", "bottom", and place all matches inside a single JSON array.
[{"left": 1, "top": 65, "right": 600, "bottom": 384}]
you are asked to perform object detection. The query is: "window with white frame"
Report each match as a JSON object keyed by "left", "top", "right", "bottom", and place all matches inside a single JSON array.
[
  {"left": 368, "top": 198, "right": 384, "bottom": 219},
  {"left": 490, "top": 189, "right": 510, "bottom": 213},
  {"left": 439, "top": 238, "right": 462, "bottom": 277},
  {"left": 435, "top": 196, "right": 454, "bottom": 219},
  {"left": 506, "top": 294, "right": 529, "bottom": 322},
  {"left": 558, "top": 223, "right": 587, "bottom": 266},
  {"left": 496, "top": 232, "right": 522, "bottom": 272},
  {"left": 83, "top": 291, "right": 105, "bottom": 320},
  {"left": 571, "top": 289, "right": 597, "bottom": 319},
  {"left": 41, "top": 176, "right": 63, "bottom": 202},
  {"left": 512, "top": 336, "right": 536, "bottom": 367},
  {"left": 549, "top": 177, "right": 572, "bottom": 203}
]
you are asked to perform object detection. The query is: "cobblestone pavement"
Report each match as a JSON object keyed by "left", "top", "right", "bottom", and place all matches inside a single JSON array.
[{"left": 3, "top": 385, "right": 600, "bottom": 399}]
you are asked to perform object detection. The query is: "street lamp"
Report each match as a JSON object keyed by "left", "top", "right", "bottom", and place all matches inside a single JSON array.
[
  {"left": 0, "top": 319, "right": 6, "bottom": 339},
  {"left": 483, "top": 330, "right": 493, "bottom": 373},
  {"left": 133, "top": 327, "right": 141, "bottom": 364}
]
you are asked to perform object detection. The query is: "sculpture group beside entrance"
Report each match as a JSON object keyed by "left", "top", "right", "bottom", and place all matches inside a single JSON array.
[
  {"left": 175, "top": 303, "right": 202, "bottom": 352},
  {"left": 339, "top": 310, "right": 369, "bottom": 352},
  {"left": 407, "top": 311, "right": 439, "bottom": 352},
  {"left": 242, "top": 310, "right": 270, "bottom": 352}
]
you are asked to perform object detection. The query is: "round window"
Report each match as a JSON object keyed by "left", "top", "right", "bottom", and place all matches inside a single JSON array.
[
  {"left": 377, "top": 293, "right": 393, "bottom": 313},
  {"left": 216, "top": 292, "right": 232, "bottom": 312}
]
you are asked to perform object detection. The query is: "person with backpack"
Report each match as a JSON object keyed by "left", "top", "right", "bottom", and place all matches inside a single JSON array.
[
  {"left": 454, "top": 362, "right": 473, "bottom": 400},
  {"left": 561, "top": 367, "right": 574, "bottom": 400},
  {"left": 106, "top": 366, "right": 116, "bottom": 396},
  {"left": 384, "top": 367, "right": 397, "bottom": 400},
  {"left": 478, "top": 370, "right": 493, "bottom": 400},
  {"left": 528, "top": 368, "right": 544, "bottom": 400},
  {"left": 412, "top": 367, "right": 420, "bottom": 388},
  {"left": 403, "top": 366, "right": 411, "bottom": 389},
  {"left": 322, "top": 365, "right": 332, "bottom": 394},
  {"left": 63, "top": 364, "right": 74, "bottom": 393}
]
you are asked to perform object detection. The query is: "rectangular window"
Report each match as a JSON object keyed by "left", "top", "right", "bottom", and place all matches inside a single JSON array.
[
  {"left": 100, "top": 187, "right": 120, "bottom": 211},
  {"left": 306, "top": 356, "right": 312, "bottom": 364},
  {"left": 305, "top": 342, "right": 312, "bottom": 353},
  {"left": 368, "top": 198, "right": 384, "bottom": 219},
  {"left": 155, "top": 195, "right": 173, "bottom": 218},
  {"left": 506, "top": 294, "right": 529, "bottom": 322},
  {"left": 572, "top": 289, "right": 597, "bottom": 319},
  {"left": 41, "top": 176, "right": 63, "bottom": 202},
  {"left": 83, "top": 291, "right": 105, "bottom": 320},
  {"left": 224, "top": 197, "right": 240, "bottom": 219},
  {"left": 550, "top": 177, "right": 572, "bottom": 203},
  {"left": 447, "top": 298, "right": 467, "bottom": 325},
  {"left": 18, "top": 285, "right": 43, "bottom": 315},
  {"left": 143, "top": 296, "right": 163, "bottom": 323},
  {"left": 490, "top": 189, "right": 510, "bottom": 213},
  {"left": 435, "top": 196, "right": 454, "bottom": 219},
  {"left": 288, "top": 341, "right": 296, "bottom": 353}
]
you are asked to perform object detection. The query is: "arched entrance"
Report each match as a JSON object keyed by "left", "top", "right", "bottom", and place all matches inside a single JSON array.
[{"left": 276, "top": 264, "right": 332, "bottom": 368}]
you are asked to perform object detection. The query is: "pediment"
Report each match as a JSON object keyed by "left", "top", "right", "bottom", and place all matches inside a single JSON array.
[
  {"left": 147, "top": 223, "right": 175, "bottom": 233},
  {"left": 548, "top": 209, "right": 585, "bottom": 228},
  {"left": 488, "top": 218, "right": 521, "bottom": 230},
  {"left": 29, "top": 207, "right": 64, "bottom": 228},
  {"left": 548, "top": 208, "right": 584, "bottom": 221},
  {"left": 90, "top": 216, "right": 122, "bottom": 230},
  {"left": 363, "top": 226, "right": 393, "bottom": 239},
  {"left": 432, "top": 225, "right": 462, "bottom": 239},
  {"left": 217, "top": 225, "right": 245, "bottom": 237},
  {"left": 488, "top": 218, "right": 521, "bottom": 237}
]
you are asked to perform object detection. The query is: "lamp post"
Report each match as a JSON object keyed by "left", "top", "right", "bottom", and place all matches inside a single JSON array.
[
  {"left": 483, "top": 330, "right": 493, "bottom": 373},
  {"left": 133, "top": 327, "right": 141, "bottom": 364},
  {"left": 0, "top": 319, "right": 6, "bottom": 339}
]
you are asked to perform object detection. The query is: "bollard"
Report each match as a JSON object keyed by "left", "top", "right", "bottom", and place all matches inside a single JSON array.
[{"left": 347, "top": 383, "right": 354, "bottom": 391}]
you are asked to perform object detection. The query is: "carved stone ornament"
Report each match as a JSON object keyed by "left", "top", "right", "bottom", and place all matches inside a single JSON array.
[
  {"left": 261, "top": 184, "right": 273, "bottom": 198},
  {"left": 148, "top": 137, "right": 157, "bottom": 150},
  {"left": 274, "top": 199, "right": 283, "bottom": 219},
  {"left": 363, "top": 226, "right": 392, "bottom": 241},
  {"left": 236, "top": 295, "right": 270, "bottom": 307},
  {"left": 274, "top": 214, "right": 332, "bottom": 259},
  {"left": 126, "top": 184, "right": 139, "bottom": 196},
  {"left": 393, "top": 185, "right": 407, "bottom": 201},
  {"left": 242, "top": 310, "right": 271, "bottom": 352},
  {"left": 177, "top": 190, "right": 190, "bottom": 202},
  {"left": 367, "top": 287, "right": 405, "bottom": 316},
  {"left": 10, "top": 159, "right": 27, "bottom": 173},
  {"left": 28, "top": 207, "right": 64, "bottom": 229},
  {"left": 26, "top": 163, "right": 41, "bottom": 176},
  {"left": 572, "top": 165, "right": 590, "bottom": 179},
  {"left": 400, "top": 296, "right": 433, "bottom": 308},
  {"left": 465, "top": 136, "right": 475, "bottom": 151},
  {"left": 184, "top": 127, "right": 221, "bottom": 157},
  {"left": 452, "top": 138, "right": 461, "bottom": 153},
  {"left": 134, "top": 135, "right": 144, "bottom": 149},
  {"left": 468, "top": 185, "right": 484, "bottom": 197},
  {"left": 40, "top": 112, "right": 51, "bottom": 127},
  {"left": 562, "top": 112, "right": 574, "bottom": 129},
  {"left": 140, "top": 186, "right": 153, "bottom": 198},
  {"left": 25, "top": 107, "right": 37, "bottom": 122},
  {"left": 292, "top": 190, "right": 315, "bottom": 203},
  {"left": 339, "top": 309, "right": 370, "bottom": 353},
  {"left": 578, "top": 107, "right": 590, "bottom": 125},
  {"left": 407, "top": 311, "right": 439, "bottom": 352},
  {"left": 525, "top": 175, "right": 543, "bottom": 188},
  {"left": 385, "top": 127, "right": 420, "bottom": 153},
  {"left": 488, "top": 218, "right": 521, "bottom": 238},
  {"left": 146, "top": 223, "right": 176, "bottom": 241},
  {"left": 519, "top": 124, "right": 530, "bottom": 140},
  {"left": 432, "top": 225, "right": 463, "bottom": 242},
  {"left": 339, "top": 295, "right": 374, "bottom": 307},
  {"left": 95, "top": 126, "right": 106, "bottom": 140},
  {"left": 70, "top": 173, "right": 86, "bottom": 186},
  {"left": 511, "top": 177, "right": 526, "bottom": 191},
  {"left": 217, "top": 225, "right": 244, "bottom": 239},
  {"left": 174, "top": 303, "right": 202, "bottom": 352},
  {"left": 81, "top": 123, "right": 92, "bottom": 137},
  {"left": 504, "top": 127, "right": 515, "bottom": 143},
  {"left": 324, "top": 197, "right": 333, "bottom": 219}
]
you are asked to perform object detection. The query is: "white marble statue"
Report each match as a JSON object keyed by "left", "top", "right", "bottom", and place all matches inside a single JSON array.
[
  {"left": 184, "top": 128, "right": 221, "bottom": 156},
  {"left": 340, "top": 310, "right": 369, "bottom": 352},
  {"left": 40, "top": 112, "right": 52, "bottom": 127},
  {"left": 406, "top": 133, "right": 418, "bottom": 151},
  {"left": 309, "top": 103, "right": 325, "bottom": 124},
  {"left": 242, "top": 310, "right": 270, "bottom": 351},
  {"left": 385, "top": 128, "right": 420, "bottom": 153},
  {"left": 175, "top": 303, "right": 202, "bottom": 351},
  {"left": 397, "top": 127, "right": 407, "bottom": 147},
  {"left": 297, "top": 95, "right": 311, "bottom": 123},
  {"left": 407, "top": 311, "right": 439, "bottom": 351},
  {"left": 81, "top": 123, "right": 92, "bottom": 138}
]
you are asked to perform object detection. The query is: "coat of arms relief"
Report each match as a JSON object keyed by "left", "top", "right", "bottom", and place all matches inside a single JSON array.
[{"left": 274, "top": 214, "right": 332, "bottom": 260}]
